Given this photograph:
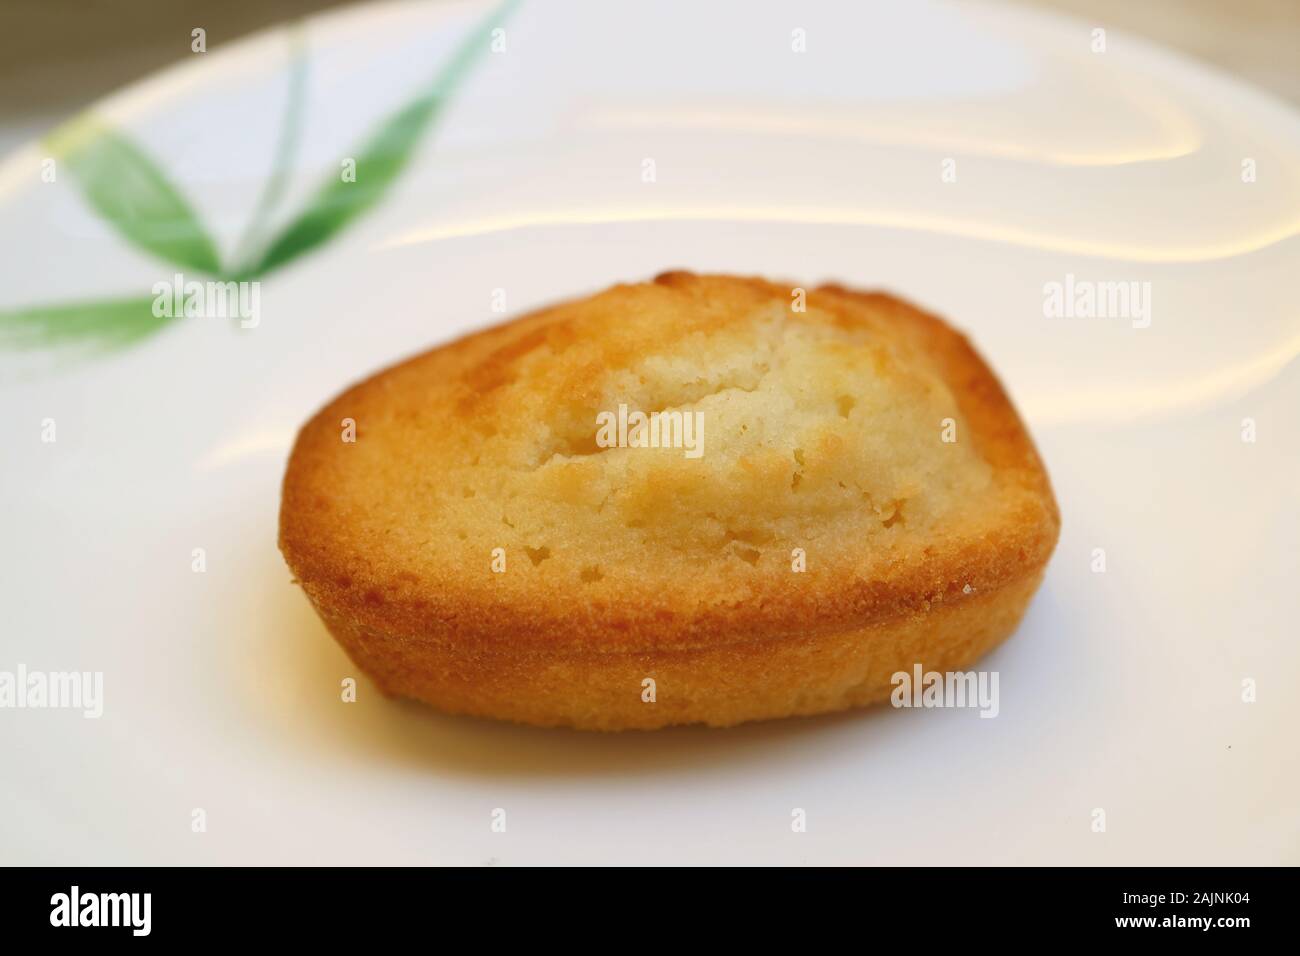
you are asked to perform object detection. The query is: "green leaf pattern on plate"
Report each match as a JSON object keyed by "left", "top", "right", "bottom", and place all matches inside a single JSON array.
[
  {"left": 0, "top": 296, "right": 175, "bottom": 354},
  {"left": 0, "top": 0, "right": 519, "bottom": 359},
  {"left": 45, "top": 118, "right": 223, "bottom": 276}
]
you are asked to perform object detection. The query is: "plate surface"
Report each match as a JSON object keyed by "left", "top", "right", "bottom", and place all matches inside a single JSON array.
[{"left": 1, "top": 0, "right": 1297, "bottom": 865}]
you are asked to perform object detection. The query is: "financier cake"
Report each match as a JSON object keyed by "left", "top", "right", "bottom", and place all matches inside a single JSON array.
[{"left": 279, "top": 272, "right": 1059, "bottom": 730}]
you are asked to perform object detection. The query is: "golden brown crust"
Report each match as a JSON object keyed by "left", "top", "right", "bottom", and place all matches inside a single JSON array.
[
  {"left": 312, "top": 568, "right": 1047, "bottom": 730},
  {"left": 279, "top": 272, "right": 1059, "bottom": 729}
]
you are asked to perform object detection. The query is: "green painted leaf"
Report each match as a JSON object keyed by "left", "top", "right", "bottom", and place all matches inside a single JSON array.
[
  {"left": 3, "top": 0, "right": 523, "bottom": 363},
  {"left": 0, "top": 296, "right": 175, "bottom": 354},
  {"left": 232, "top": 25, "right": 310, "bottom": 274},
  {"left": 246, "top": 93, "right": 437, "bottom": 278},
  {"left": 46, "top": 117, "right": 223, "bottom": 276},
  {"left": 248, "top": 0, "right": 520, "bottom": 277}
]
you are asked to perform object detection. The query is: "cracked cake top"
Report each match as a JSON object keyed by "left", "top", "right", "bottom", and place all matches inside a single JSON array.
[{"left": 279, "top": 272, "right": 1058, "bottom": 653}]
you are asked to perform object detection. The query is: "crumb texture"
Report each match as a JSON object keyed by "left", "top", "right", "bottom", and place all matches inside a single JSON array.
[{"left": 282, "top": 274, "right": 1031, "bottom": 598}]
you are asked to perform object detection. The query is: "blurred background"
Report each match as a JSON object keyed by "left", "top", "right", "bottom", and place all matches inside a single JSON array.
[{"left": 2, "top": 0, "right": 1299, "bottom": 158}]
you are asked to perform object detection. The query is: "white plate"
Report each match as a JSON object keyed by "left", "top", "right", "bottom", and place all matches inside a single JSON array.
[{"left": 2, "top": 0, "right": 1297, "bottom": 865}]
